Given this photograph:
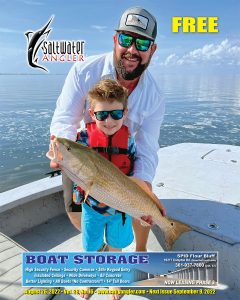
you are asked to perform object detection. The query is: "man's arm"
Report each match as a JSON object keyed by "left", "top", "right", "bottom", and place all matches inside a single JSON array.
[
  {"left": 133, "top": 93, "right": 166, "bottom": 219},
  {"left": 133, "top": 94, "right": 165, "bottom": 183},
  {"left": 50, "top": 54, "right": 106, "bottom": 139},
  {"left": 49, "top": 64, "right": 86, "bottom": 167},
  {"left": 143, "top": 180, "right": 166, "bottom": 218},
  {"left": 50, "top": 64, "right": 86, "bottom": 140}
]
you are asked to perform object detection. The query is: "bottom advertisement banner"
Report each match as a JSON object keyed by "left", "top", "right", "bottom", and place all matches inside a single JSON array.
[{"left": 22, "top": 251, "right": 218, "bottom": 288}]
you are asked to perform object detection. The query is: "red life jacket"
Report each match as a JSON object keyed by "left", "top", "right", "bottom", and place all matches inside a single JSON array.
[
  {"left": 72, "top": 123, "right": 133, "bottom": 219},
  {"left": 87, "top": 122, "right": 132, "bottom": 175}
]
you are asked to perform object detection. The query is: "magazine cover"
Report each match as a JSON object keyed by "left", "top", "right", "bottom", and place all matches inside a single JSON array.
[{"left": 0, "top": 0, "right": 239, "bottom": 299}]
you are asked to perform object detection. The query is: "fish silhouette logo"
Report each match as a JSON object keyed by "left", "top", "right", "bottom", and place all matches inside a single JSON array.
[{"left": 25, "top": 16, "right": 54, "bottom": 72}]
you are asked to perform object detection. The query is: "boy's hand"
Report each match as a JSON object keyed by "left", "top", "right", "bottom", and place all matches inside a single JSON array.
[{"left": 49, "top": 135, "right": 60, "bottom": 169}]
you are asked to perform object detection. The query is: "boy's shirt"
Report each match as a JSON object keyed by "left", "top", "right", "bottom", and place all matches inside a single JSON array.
[{"left": 72, "top": 126, "right": 136, "bottom": 216}]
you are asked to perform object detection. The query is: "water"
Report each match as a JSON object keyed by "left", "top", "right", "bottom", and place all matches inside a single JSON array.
[
  {"left": 0, "top": 75, "right": 65, "bottom": 193},
  {"left": 158, "top": 73, "right": 240, "bottom": 147},
  {"left": 0, "top": 73, "right": 239, "bottom": 193}
]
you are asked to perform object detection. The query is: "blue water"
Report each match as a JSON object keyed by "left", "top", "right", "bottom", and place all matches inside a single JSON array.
[{"left": 0, "top": 73, "right": 239, "bottom": 193}]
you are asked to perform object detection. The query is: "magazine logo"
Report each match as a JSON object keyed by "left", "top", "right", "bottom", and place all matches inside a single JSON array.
[{"left": 25, "top": 16, "right": 85, "bottom": 72}]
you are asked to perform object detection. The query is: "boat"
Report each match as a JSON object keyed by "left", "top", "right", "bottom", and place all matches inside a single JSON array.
[{"left": 0, "top": 143, "right": 239, "bottom": 300}]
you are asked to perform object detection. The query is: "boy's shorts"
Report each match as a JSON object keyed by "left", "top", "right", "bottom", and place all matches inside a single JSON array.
[{"left": 82, "top": 202, "right": 134, "bottom": 251}]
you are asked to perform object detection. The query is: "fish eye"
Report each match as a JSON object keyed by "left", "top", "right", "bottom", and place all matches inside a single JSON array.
[{"left": 66, "top": 146, "right": 71, "bottom": 151}]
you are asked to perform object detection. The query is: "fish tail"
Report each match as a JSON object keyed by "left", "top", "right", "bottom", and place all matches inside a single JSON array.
[{"left": 159, "top": 218, "right": 191, "bottom": 250}]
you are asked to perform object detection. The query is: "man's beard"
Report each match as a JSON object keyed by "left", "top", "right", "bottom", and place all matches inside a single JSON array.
[{"left": 114, "top": 49, "right": 151, "bottom": 80}]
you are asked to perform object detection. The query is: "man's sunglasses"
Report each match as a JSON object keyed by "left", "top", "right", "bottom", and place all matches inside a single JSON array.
[
  {"left": 94, "top": 109, "right": 124, "bottom": 121},
  {"left": 118, "top": 33, "right": 152, "bottom": 52}
]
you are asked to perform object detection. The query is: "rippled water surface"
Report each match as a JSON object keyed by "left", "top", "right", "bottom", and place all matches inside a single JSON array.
[{"left": 0, "top": 73, "right": 239, "bottom": 192}]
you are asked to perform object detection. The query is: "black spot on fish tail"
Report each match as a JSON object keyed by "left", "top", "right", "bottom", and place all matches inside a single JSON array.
[
  {"left": 154, "top": 218, "right": 191, "bottom": 251},
  {"left": 165, "top": 219, "right": 191, "bottom": 250}
]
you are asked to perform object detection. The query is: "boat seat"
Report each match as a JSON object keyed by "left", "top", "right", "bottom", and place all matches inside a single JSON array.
[{"left": 0, "top": 232, "right": 55, "bottom": 300}]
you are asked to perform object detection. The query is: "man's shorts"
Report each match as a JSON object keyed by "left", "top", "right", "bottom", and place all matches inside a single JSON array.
[{"left": 82, "top": 203, "right": 134, "bottom": 251}]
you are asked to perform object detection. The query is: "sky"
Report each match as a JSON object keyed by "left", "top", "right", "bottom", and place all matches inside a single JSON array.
[{"left": 0, "top": 0, "right": 239, "bottom": 74}]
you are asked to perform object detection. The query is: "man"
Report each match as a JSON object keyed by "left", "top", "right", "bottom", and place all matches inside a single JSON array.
[{"left": 50, "top": 6, "right": 166, "bottom": 252}]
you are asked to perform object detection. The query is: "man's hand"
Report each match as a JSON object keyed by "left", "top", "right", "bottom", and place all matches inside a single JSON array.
[
  {"left": 49, "top": 135, "right": 59, "bottom": 169},
  {"left": 144, "top": 181, "right": 167, "bottom": 217},
  {"left": 140, "top": 215, "right": 153, "bottom": 226}
]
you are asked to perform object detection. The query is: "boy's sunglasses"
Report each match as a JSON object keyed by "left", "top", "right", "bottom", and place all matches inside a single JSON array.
[
  {"left": 94, "top": 109, "right": 124, "bottom": 121},
  {"left": 118, "top": 33, "right": 152, "bottom": 52}
]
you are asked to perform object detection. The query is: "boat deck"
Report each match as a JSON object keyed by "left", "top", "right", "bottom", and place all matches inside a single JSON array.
[
  {"left": 0, "top": 233, "right": 52, "bottom": 300},
  {"left": 1, "top": 143, "right": 239, "bottom": 300},
  {"left": 1, "top": 223, "right": 238, "bottom": 300},
  {"left": 2, "top": 213, "right": 238, "bottom": 300},
  {"left": 13, "top": 214, "right": 162, "bottom": 253},
  {"left": 0, "top": 214, "right": 162, "bottom": 300}
]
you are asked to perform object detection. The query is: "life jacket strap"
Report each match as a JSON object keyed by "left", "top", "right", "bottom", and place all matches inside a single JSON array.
[{"left": 92, "top": 147, "right": 128, "bottom": 155}]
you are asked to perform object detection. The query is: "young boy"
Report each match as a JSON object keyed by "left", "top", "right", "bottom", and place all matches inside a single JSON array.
[{"left": 73, "top": 79, "right": 135, "bottom": 252}]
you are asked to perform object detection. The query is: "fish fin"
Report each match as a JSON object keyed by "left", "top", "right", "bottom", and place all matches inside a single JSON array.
[
  {"left": 129, "top": 177, "right": 150, "bottom": 191},
  {"left": 84, "top": 181, "right": 94, "bottom": 202},
  {"left": 83, "top": 194, "right": 88, "bottom": 202},
  {"left": 161, "top": 218, "right": 191, "bottom": 250}
]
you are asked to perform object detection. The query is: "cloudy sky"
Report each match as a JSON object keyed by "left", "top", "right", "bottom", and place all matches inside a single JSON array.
[{"left": 0, "top": 0, "right": 239, "bottom": 74}]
